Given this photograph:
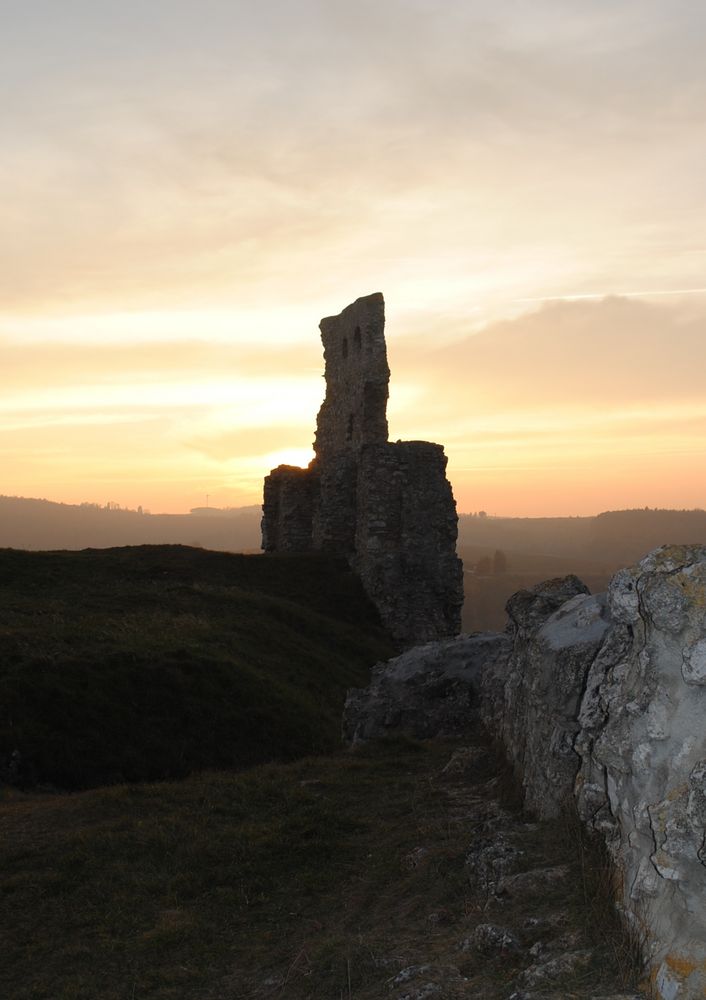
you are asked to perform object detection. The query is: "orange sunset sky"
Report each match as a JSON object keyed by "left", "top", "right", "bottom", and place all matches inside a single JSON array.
[{"left": 3, "top": 1, "right": 706, "bottom": 517}]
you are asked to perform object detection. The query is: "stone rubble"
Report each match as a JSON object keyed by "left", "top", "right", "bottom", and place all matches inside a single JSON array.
[
  {"left": 380, "top": 741, "right": 644, "bottom": 1000},
  {"left": 517, "top": 948, "right": 595, "bottom": 988},
  {"left": 462, "top": 923, "right": 523, "bottom": 956},
  {"left": 248, "top": 735, "right": 648, "bottom": 1000}
]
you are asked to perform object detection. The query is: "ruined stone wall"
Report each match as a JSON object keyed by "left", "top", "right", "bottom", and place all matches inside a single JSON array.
[
  {"left": 310, "top": 455, "right": 358, "bottom": 553},
  {"left": 261, "top": 292, "right": 463, "bottom": 647},
  {"left": 261, "top": 465, "right": 315, "bottom": 553},
  {"left": 355, "top": 441, "right": 463, "bottom": 643},
  {"left": 314, "top": 292, "right": 389, "bottom": 460}
]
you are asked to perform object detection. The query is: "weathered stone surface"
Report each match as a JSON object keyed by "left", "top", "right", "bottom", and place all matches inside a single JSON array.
[
  {"left": 465, "top": 829, "right": 526, "bottom": 894},
  {"left": 354, "top": 441, "right": 462, "bottom": 644},
  {"left": 262, "top": 292, "right": 464, "bottom": 646},
  {"left": 573, "top": 545, "right": 706, "bottom": 1000},
  {"left": 477, "top": 550, "right": 706, "bottom": 995},
  {"left": 311, "top": 454, "right": 357, "bottom": 553},
  {"left": 462, "top": 922, "right": 522, "bottom": 955},
  {"left": 314, "top": 292, "right": 389, "bottom": 460},
  {"left": 389, "top": 964, "right": 468, "bottom": 1000},
  {"left": 505, "top": 574, "right": 590, "bottom": 634},
  {"left": 484, "top": 579, "right": 611, "bottom": 819},
  {"left": 517, "top": 950, "right": 594, "bottom": 988},
  {"left": 497, "top": 865, "right": 571, "bottom": 898},
  {"left": 342, "top": 633, "right": 510, "bottom": 743},
  {"left": 345, "top": 547, "right": 705, "bottom": 996},
  {"left": 260, "top": 465, "right": 315, "bottom": 553},
  {"left": 477, "top": 548, "right": 706, "bottom": 996}
]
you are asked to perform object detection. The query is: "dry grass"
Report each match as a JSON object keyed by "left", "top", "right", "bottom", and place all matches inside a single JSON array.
[
  {"left": 557, "top": 804, "right": 649, "bottom": 990},
  {"left": 0, "top": 735, "right": 644, "bottom": 1000}
]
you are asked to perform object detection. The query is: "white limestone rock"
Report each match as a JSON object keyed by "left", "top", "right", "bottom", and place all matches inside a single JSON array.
[
  {"left": 485, "top": 578, "right": 611, "bottom": 819},
  {"left": 574, "top": 545, "right": 706, "bottom": 1000},
  {"left": 342, "top": 547, "right": 706, "bottom": 998},
  {"left": 342, "top": 632, "right": 510, "bottom": 743}
]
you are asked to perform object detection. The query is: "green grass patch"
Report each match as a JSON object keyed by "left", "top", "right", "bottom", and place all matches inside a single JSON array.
[{"left": 0, "top": 546, "right": 393, "bottom": 789}]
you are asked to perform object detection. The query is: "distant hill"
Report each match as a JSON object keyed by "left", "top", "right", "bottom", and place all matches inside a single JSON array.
[
  {"left": 459, "top": 508, "right": 706, "bottom": 630},
  {"left": 0, "top": 545, "right": 392, "bottom": 789},
  {"left": 5, "top": 495, "right": 704, "bottom": 566},
  {"left": 0, "top": 495, "right": 262, "bottom": 552},
  {"left": 4, "top": 496, "right": 705, "bottom": 633},
  {"left": 458, "top": 507, "right": 706, "bottom": 570},
  {"left": 589, "top": 508, "right": 706, "bottom": 565}
]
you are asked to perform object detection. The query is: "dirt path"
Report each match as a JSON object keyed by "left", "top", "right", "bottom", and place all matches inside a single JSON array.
[{"left": 232, "top": 734, "right": 645, "bottom": 1000}]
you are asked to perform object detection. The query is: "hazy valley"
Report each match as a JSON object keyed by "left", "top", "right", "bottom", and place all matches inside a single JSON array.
[{"left": 5, "top": 494, "right": 706, "bottom": 634}]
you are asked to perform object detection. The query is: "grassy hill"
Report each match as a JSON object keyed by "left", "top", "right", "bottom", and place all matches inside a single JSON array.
[{"left": 0, "top": 545, "right": 393, "bottom": 789}]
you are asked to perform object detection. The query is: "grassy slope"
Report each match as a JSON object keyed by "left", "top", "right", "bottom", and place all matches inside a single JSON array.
[
  {"left": 0, "top": 546, "right": 393, "bottom": 789},
  {"left": 0, "top": 737, "right": 641, "bottom": 1000}
]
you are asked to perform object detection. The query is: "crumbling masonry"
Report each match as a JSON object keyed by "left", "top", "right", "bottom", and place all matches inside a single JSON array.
[{"left": 261, "top": 292, "right": 463, "bottom": 646}]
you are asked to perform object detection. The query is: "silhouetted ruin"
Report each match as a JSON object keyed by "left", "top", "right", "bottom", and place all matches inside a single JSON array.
[{"left": 262, "top": 292, "right": 463, "bottom": 645}]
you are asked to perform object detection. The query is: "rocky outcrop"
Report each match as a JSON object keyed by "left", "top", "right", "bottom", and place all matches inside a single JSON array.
[
  {"left": 262, "top": 293, "right": 463, "bottom": 646},
  {"left": 342, "top": 633, "right": 510, "bottom": 744},
  {"left": 490, "top": 580, "right": 612, "bottom": 819},
  {"left": 343, "top": 546, "right": 706, "bottom": 999},
  {"left": 483, "top": 549, "right": 706, "bottom": 997},
  {"left": 574, "top": 546, "right": 706, "bottom": 1000}
]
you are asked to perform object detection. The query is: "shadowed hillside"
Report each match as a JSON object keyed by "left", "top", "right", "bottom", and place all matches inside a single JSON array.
[{"left": 0, "top": 546, "right": 392, "bottom": 789}]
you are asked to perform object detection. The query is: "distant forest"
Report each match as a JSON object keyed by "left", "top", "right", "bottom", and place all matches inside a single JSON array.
[
  {"left": 458, "top": 507, "right": 706, "bottom": 570},
  {"left": 2, "top": 496, "right": 705, "bottom": 632}
]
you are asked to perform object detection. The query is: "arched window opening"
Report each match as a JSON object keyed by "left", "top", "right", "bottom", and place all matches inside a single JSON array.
[
  {"left": 342, "top": 337, "right": 349, "bottom": 359},
  {"left": 354, "top": 326, "right": 362, "bottom": 350}
]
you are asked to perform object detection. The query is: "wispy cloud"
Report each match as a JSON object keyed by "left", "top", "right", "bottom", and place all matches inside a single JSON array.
[
  {"left": 3, "top": 2, "right": 706, "bottom": 513},
  {"left": 515, "top": 287, "right": 706, "bottom": 304},
  {"left": 2, "top": 1, "right": 706, "bottom": 316}
]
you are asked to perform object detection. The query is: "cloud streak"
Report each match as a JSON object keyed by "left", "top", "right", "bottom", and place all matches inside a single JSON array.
[
  {"left": 3, "top": 2, "right": 706, "bottom": 514},
  {"left": 3, "top": 0, "right": 706, "bottom": 317}
]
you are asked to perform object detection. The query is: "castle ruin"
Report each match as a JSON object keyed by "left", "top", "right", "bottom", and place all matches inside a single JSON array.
[{"left": 262, "top": 292, "right": 463, "bottom": 646}]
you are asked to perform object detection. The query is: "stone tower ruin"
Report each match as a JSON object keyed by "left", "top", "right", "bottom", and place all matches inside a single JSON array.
[{"left": 262, "top": 292, "right": 463, "bottom": 646}]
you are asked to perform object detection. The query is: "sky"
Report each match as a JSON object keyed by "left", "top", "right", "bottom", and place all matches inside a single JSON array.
[{"left": 2, "top": 0, "right": 706, "bottom": 516}]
